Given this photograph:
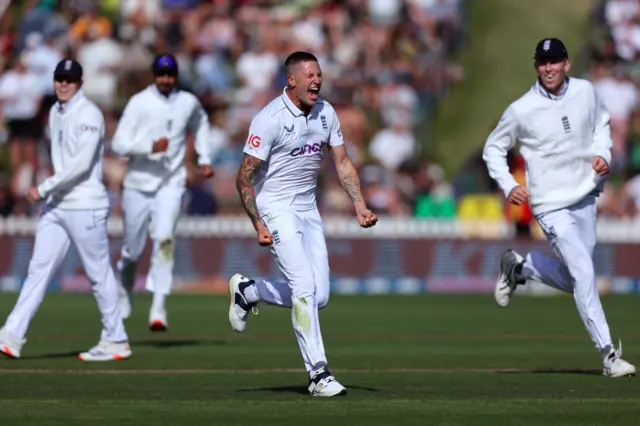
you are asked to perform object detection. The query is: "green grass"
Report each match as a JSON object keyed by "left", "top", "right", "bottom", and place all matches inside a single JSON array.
[
  {"left": 0, "top": 293, "right": 639, "bottom": 425},
  {"left": 433, "top": 0, "right": 595, "bottom": 176}
]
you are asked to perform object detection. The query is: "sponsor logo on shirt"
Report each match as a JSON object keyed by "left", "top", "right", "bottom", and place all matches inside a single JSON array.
[
  {"left": 290, "top": 141, "right": 326, "bottom": 157},
  {"left": 284, "top": 124, "right": 294, "bottom": 133},
  {"left": 247, "top": 134, "right": 261, "bottom": 148},
  {"left": 80, "top": 124, "right": 98, "bottom": 132}
]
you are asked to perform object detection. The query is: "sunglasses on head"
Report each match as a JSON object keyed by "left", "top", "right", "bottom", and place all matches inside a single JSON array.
[{"left": 54, "top": 75, "right": 80, "bottom": 83}]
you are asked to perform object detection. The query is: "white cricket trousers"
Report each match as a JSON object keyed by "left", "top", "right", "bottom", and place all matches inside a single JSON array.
[
  {"left": 521, "top": 194, "right": 613, "bottom": 358},
  {"left": 4, "top": 206, "right": 128, "bottom": 343},
  {"left": 254, "top": 208, "right": 331, "bottom": 372},
  {"left": 117, "top": 186, "right": 184, "bottom": 295}
]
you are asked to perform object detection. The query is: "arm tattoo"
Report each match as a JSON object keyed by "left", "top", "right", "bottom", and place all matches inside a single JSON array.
[
  {"left": 236, "top": 154, "right": 263, "bottom": 227},
  {"left": 337, "top": 161, "right": 364, "bottom": 203}
]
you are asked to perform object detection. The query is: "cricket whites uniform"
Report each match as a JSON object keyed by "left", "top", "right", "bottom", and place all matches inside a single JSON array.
[
  {"left": 229, "top": 88, "right": 347, "bottom": 396},
  {"left": 111, "top": 85, "right": 211, "bottom": 328},
  {"left": 0, "top": 87, "right": 130, "bottom": 361},
  {"left": 483, "top": 70, "right": 635, "bottom": 376}
]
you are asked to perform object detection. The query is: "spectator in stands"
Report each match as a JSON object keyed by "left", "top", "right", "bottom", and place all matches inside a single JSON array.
[
  {"left": 0, "top": 0, "right": 463, "bottom": 218},
  {"left": 369, "top": 120, "right": 416, "bottom": 171},
  {"left": 593, "top": 63, "right": 638, "bottom": 167},
  {"left": 0, "top": 56, "right": 42, "bottom": 204}
]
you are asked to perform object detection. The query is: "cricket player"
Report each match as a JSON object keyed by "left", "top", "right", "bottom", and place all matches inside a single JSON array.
[
  {"left": 0, "top": 59, "right": 131, "bottom": 361},
  {"left": 229, "top": 51, "right": 378, "bottom": 397},
  {"left": 484, "top": 38, "right": 636, "bottom": 377},
  {"left": 111, "top": 53, "right": 213, "bottom": 331}
]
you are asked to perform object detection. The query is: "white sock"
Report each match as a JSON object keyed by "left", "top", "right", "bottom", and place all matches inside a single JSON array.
[
  {"left": 152, "top": 292, "right": 166, "bottom": 312},
  {"left": 243, "top": 282, "right": 260, "bottom": 304}
]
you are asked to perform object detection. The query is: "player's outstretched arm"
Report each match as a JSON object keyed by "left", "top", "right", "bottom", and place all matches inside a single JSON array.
[
  {"left": 236, "top": 153, "right": 273, "bottom": 245},
  {"left": 328, "top": 144, "right": 378, "bottom": 228}
]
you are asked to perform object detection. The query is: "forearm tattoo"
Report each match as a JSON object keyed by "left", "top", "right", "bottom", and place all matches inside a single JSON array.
[
  {"left": 236, "top": 154, "right": 263, "bottom": 227},
  {"left": 337, "top": 163, "right": 363, "bottom": 203}
]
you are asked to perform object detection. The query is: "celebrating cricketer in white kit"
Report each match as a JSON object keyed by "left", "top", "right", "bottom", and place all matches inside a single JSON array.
[
  {"left": 0, "top": 59, "right": 131, "bottom": 361},
  {"left": 483, "top": 38, "right": 635, "bottom": 377},
  {"left": 229, "top": 51, "right": 378, "bottom": 397},
  {"left": 111, "top": 53, "right": 213, "bottom": 331}
]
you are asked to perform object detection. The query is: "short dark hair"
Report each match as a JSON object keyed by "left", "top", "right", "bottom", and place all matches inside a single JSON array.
[{"left": 284, "top": 51, "right": 318, "bottom": 75}]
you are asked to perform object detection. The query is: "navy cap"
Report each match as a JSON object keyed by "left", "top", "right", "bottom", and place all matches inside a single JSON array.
[
  {"left": 54, "top": 59, "right": 83, "bottom": 81},
  {"left": 152, "top": 53, "right": 178, "bottom": 76},
  {"left": 534, "top": 38, "right": 569, "bottom": 60}
]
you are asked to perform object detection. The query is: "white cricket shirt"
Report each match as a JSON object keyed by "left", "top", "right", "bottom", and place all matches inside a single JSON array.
[
  {"left": 38, "top": 90, "right": 110, "bottom": 210},
  {"left": 483, "top": 77, "right": 613, "bottom": 216},
  {"left": 111, "top": 85, "right": 211, "bottom": 193},
  {"left": 243, "top": 88, "right": 344, "bottom": 212}
]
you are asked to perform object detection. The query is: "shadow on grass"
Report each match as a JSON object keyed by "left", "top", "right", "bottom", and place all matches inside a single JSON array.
[
  {"left": 499, "top": 369, "right": 602, "bottom": 376},
  {"left": 135, "top": 339, "right": 226, "bottom": 348},
  {"left": 237, "top": 384, "right": 381, "bottom": 395}
]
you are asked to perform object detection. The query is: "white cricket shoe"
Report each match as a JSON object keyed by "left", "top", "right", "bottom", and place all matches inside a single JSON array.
[
  {"left": 149, "top": 308, "right": 168, "bottom": 332},
  {"left": 78, "top": 340, "right": 132, "bottom": 361},
  {"left": 0, "top": 328, "right": 23, "bottom": 359},
  {"left": 228, "top": 273, "right": 258, "bottom": 333},
  {"left": 308, "top": 366, "right": 347, "bottom": 397},
  {"left": 603, "top": 341, "right": 636, "bottom": 378},
  {"left": 495, "top": 249, "right": 525, "bottom": 308},
  {"left": 118, "top": 284, "right": 132, "bottom": 320}
]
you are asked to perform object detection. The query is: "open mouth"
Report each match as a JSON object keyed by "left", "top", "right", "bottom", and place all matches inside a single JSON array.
[{"left": 308, "top": 87, "right": 319, "bottom": 101}]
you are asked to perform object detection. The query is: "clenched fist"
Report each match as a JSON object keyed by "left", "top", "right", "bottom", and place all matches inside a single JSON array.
[
  {"left": 508, "top": 185, "right": 531, "bottom": 206},
  {"left": 592, "top": 156, "right": 609, "bottom": 176}
]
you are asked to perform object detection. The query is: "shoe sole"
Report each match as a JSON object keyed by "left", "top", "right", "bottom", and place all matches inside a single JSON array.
[
  {"left": 0, "top": 345, "right": 19, "bottom": 359},
  {"left": 78, "top": 353, "right": 131, "bottom": 361},
  {"left": 311, "top": 388, "right": 348, "bottom": 397},
  {"left": 494, "top": 249, "right": 523, "bottom": 308},
  {"left": 606, "top": 367, "right": 636, "bottom": 378},
  {"left": 228, "top": 273, "right": 244, "bottom": 333},
  {"left": 149, "top": 321, "right": 167, "bottom": 332}
]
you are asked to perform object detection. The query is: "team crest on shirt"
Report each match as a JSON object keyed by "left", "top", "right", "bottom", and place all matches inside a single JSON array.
[{"left": 320, "top": 115, "right": 328, "bottom": 130}]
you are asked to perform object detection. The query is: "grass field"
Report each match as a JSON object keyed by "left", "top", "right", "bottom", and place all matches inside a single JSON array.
[{"left": 0, "top": 293, "right": 639, "bottom": 425}]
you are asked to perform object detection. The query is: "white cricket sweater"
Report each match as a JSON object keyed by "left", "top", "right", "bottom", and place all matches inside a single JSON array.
[
  {"left": 482, "top": 77, "right": 613, "bottom": 216},
  {"left": 37, "top": 90, "right": 110, "bottom": 210},
  {"left": 111, "top": 85, "right": 211, "bottom": 193}
]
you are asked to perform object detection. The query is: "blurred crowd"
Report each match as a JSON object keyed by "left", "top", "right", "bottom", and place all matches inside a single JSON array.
[
  {"left": 0, "top": 0, "right": 465, "bottom": 219},
  {"left": 584, "top": 0, "right": 640, "bottom": 222}
]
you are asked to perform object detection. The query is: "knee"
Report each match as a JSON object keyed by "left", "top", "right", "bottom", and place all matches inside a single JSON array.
[
  {"left": 154, "top": 238, "right": 174, "bottom": 263},
  {"left": 317, "top": 294, "right": 330, "bottom": 309},
  {"left": 316, "top": 284, "right": 330, "bottom": 309}
]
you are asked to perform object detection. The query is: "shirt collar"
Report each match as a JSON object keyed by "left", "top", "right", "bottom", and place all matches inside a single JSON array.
[
  {"left": 281, "top": 87, "right": 308, "bottom": 117},
  {"left": 56, "top": 89, "right": 84, "bottom": 114},
  {"left": 534, "top": 77, "right": 570, "bottom": 100},
  {"left": 149, "top": 84, "right": 179, "bottom": 102}
]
